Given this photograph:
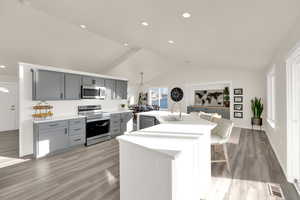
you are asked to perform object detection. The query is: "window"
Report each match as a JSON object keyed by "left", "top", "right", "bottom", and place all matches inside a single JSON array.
[
  {"left": 148, "top": 88, "right": 168, "bottom": 109},
  {"left": 267, "top": 66, "right": 276, "bottom": 128}
]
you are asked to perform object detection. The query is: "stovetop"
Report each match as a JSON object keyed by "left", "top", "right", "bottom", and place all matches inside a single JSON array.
[{"left": 78, "top": 105, "right": 110, "bottom": 119}]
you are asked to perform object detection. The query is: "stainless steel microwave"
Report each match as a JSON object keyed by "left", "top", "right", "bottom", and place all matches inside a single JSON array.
[{"left": 81, "top": 85, "right": 106, "bottom": 99}]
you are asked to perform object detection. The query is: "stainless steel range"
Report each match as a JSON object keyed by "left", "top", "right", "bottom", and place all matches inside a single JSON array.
[{"left": 78, "top": 105, "right": 111, "bottom": 146}]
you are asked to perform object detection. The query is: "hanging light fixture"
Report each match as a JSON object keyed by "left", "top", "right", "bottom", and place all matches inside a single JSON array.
[{"left": 137, "top": 72, "right": 147, "bottom": 105}]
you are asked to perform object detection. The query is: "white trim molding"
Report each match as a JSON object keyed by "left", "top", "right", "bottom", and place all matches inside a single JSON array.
[{"left": 286, "top": 45, "right": 300, "bottom": 183}]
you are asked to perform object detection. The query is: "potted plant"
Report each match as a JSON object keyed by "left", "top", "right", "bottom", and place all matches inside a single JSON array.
[
  {"left": 251, "top": 97, "right": 264, "bottom": 126},
  {"left": 223, "top": 87, "right": 230, "bottom": 107}
]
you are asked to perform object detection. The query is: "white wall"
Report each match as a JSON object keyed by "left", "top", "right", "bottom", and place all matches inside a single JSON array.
[
  {"left": 264, "top": 17, "right": 300, "bottom": 180},
  {"left": 145, "top": 67, "right": 266, "bottom": 129},
  {"left": 19, "top": 63, "right": 127, "bottom": 157},
  {"left": 0, "top": 75, "right": 18, "bottom": 83}
]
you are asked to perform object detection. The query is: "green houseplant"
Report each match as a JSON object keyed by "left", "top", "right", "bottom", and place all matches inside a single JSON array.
[
  {"left": 223, "top": 87, "right": 230, "bottom": 107},
  {"left": 251, "top": 97, "right": 264, "bottom": 126}
]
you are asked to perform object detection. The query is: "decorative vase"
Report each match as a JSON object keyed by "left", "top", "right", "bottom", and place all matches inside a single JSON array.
[{"left": 251, "top": 117, "right": 262, "bottom": 126}]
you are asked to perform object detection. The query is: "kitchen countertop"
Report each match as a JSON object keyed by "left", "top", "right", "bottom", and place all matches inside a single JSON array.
[
  {"left": 137, "top": 111, "right": 216, "bottom": 131},
  {"left": 118, "top": 133, "right": 199, "bottom": 159},
  {"left": 103, "top": 109, "right": 133, "bottom": 114},
  {"left": 33, "top": 115, "right": 86, "bottom": 124}
]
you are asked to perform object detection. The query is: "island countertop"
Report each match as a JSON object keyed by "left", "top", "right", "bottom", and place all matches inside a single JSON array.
[{"left": 137, "top": 110, "right": 216, "bottom": 131}]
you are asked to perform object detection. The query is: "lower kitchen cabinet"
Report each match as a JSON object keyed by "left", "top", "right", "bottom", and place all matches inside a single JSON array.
[
  {"left": 33, "top": 118, "right": 86, "bottom": 158},
  {"left": 110, "top": 112, "right": 132, "bottom": 137},
  {"left": 139, "top": 115, "right": 160, "bottom": 129}
]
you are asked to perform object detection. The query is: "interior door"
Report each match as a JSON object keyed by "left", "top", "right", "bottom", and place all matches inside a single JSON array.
[{"left": 0, "top": 82, "right": 17, "bottom": 132}]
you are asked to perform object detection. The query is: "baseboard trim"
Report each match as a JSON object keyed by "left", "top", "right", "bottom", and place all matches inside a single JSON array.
[{"left": 264, "top": 129, "right": 289, "bottom": 182}]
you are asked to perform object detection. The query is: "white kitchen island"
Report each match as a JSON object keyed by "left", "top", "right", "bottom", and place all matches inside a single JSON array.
[{"left": 117, "top": 111, "right": 216, "bottom": 200}]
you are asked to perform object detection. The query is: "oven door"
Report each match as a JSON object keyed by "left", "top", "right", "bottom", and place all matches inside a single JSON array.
[
  {"left": 86, "top": 118, "right": 110, "bottom": 140},
  {"left": 81, "top": 86, "right": 101, "bottom": 99}
]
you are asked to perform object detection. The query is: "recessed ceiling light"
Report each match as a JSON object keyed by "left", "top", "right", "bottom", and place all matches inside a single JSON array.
[
  {"left": 80, "top": 24, "right": 87, "bottom": 29},
  {"left": 168, "top": 40, "right": 175, "bottom": 44},
  {"left": 123, "top": 43, "right": 129, "bottom": 47},
  {"left": 0, "top": 65, "right": 6, "bottom": 69},
  {"left": 182, "top": 12, "right": 191, "bottom": 18},
  {"left": 141, "top": 21, "right": 149, "bottom": 26}
]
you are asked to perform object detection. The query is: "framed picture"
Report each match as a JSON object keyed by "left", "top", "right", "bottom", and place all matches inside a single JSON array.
[
  {"left": 234, "top": 88, "right": 243, "bottom": 95},
  {"left": 234, "top": 104, "right": 243, "bottom": 111},
  {"left": 234, "top": 96, "right": 243, "bottom": 103},
  {"left": 234, "top": 112, "right": 243, "bottom": 118}
]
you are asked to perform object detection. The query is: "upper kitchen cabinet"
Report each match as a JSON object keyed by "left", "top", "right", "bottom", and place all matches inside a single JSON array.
[
  {"left": 32, "top": 69, "right": 65, "bottom": 100},
  {"left": 104, "top": 79, "right": 115, "bottom": 100},
  {"left": 82, "top": 76, "right": 104, "bottom": 87},
  {"left": 64, "top": 73, "right": 82, "bottom": 100},
  {"left": 115, "top": 80, "right": 128, "bottom": 100}
]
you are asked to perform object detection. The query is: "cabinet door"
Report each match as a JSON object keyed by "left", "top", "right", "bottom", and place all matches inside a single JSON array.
[
  {"left": 82, "top": 76, "right": 95, "bottom": 85},
  {"left": 33, "top": 70, "right": 65, "bottom": 100},
  {"left": 122, "top": 81, "right": 128, "bottom": 100},
  {"left": 139, "top": 116, "right": 156, "bottom": 129},
  {"left": 64, "top": 74, "right": 82, "bottom": 100},
  {"left": 120, "top": 112, "right": 132, "bottom": 133},
  {"left": 115, "top": 80, "right": 123, "bottom": 100},
  {"left": 38, "top": 127, "right": 69, "bottom": 157},
  {"left": 96, "top": 77, "right": 105, "bottom": 87},
  {"left": 104, "top": 79, "right": 115, "bottom": 100}
]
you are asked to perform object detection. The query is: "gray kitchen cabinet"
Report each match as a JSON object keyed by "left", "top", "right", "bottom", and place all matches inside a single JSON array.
[
  {"left": 122, "top": 81, "right": 128, "bottom": 100},
  {"left": 95, "top": 77, "right": 105, "bottom": 87},
  {"left": 110, "top": 113, "right": 121, "bottom": 136},
  {"left": 34, "top": 120, "right": 69, "bottom": 158},
  {"left": 104, "top": 79, "right": 116, "bottom": 100},
  {"left": 64, "top": 73, "right": 82, "bottom": 100},
  {"left": 82, "top": 76, "right": 104, "bottom": 87},
  {"left": 33, "top": 118, "right": 86, "bottom": 158},
  {"left": 139, "top": 115, "right": 159, "bottom": 130},
  {"left": 120, "top": 112, "right": 132, "bottom": 133},
  {"left": 115, "top": 80, "right": 128, "bottom": 100},
  {"left": 32, "top": 69, "right": 65, "bottom": 100},
  {"left": 110, "top": 112, "right": 132, "bottom": 137},
  {"left": 82, "top": 76, "right": 95, "bottom": 85},
  {"left": 69, "top": 118, "right": 86, "bottom": 146}
]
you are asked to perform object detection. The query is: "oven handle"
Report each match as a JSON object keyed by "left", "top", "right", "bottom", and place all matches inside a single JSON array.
[{"left": 87, "top": 118, "right": 110, "bottom": 123}]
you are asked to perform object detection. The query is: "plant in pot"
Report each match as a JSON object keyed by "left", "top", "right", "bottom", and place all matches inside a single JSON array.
[
  {"left": 223, "top": 87, "right": 230, "bottom": 107},
  {"left": 251, "top": 97, "right": 264, "bottom": 126}
]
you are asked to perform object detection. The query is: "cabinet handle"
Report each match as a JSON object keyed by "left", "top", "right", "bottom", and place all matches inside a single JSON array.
[
  {"left": 65, "top": 128, "right": 68, "bottom": 135},
  {"left": 60, "top": 93, "right": 64, "bottom": 99},
  {"left": 73, "top": 128, "right": 81, "bottom": 131},
  {"left": 50, "top": 123, "right": 59, "bottom": 127},
  {"left": 74, "top": 138, "right": 81, "bottom": 142}
]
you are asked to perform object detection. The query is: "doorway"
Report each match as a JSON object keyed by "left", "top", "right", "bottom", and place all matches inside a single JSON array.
[
  {"left": 286, "top": 45, "right": 300, "bottom": 192},
  {"left": 0, "top": 82, "right": 18, "bottom": 132}
]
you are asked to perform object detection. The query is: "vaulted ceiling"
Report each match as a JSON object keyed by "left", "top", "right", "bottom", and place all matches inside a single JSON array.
[
  {"left": 29, "top": 0, "right": 300, "bottom": 70},
  {"left": 0, "top": 0, "right": 300, "bottom": 77}
]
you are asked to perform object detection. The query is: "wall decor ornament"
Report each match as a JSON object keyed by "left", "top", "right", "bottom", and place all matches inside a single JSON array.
[
  {"left": 234, "top": 96, "right": 243, "bottom": 103},
  {"left": 194, "top": 89, "right": 224, "bottom": 106},
  {"left": 170, "top": 87, "right": 184, "bottom": 102},
  {"left": 234, "top": 111, "right": 243, "bottom": 118},
  {"left": 234, "top": 88, "right": 243, "bottom": 95},
  {"left": 234, "top": 104, "right": 243, "bottom": 111}
]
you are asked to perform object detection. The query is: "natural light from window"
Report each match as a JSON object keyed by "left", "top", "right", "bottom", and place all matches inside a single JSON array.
[
  {"left": 267, "top": 66, "right": 276, "bottom": 128},
  {"left": 148, "top": 88, "right": 168, "bottom": 109}
]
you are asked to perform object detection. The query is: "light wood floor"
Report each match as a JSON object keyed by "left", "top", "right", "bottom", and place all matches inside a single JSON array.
[{"left": 0, "top": 129, "right": 299, "bottom": 200}]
